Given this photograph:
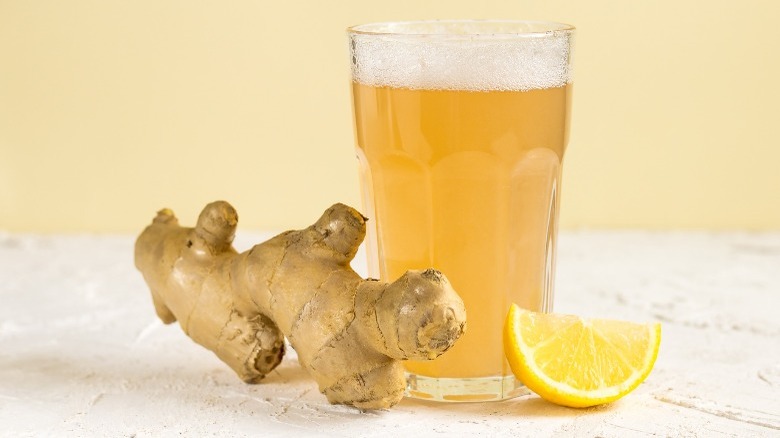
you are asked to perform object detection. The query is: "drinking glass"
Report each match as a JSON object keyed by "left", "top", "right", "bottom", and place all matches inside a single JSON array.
[{"left": 348, "top": 20, "right": 574, "bottom": 401}]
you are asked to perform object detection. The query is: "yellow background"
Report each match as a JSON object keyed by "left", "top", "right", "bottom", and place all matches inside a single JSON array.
[{"left": 1, "top": 1, "right": 778, "bottom": 232}]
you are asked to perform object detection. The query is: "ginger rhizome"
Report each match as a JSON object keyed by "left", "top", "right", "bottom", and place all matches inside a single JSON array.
[{"left": 134, "top": 201, "right": 466, "bottom": 409}]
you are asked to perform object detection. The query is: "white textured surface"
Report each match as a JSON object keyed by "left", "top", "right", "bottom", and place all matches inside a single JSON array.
[{"left": 1, "top": 231, "right": 779, "bottom": 437}]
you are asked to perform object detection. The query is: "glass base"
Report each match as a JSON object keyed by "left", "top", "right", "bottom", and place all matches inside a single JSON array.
[{"left": 405, "top": 373, "right": 531, "bottom": 402}]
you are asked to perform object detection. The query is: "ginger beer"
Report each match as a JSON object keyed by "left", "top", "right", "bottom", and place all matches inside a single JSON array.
[{"left": 349, "top": 20, "right": 574, "bottom": 400}]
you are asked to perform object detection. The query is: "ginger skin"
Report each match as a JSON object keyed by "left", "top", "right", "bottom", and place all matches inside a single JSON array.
[{"left": 134, "top": 201, "right": 466, "bottom": 409}]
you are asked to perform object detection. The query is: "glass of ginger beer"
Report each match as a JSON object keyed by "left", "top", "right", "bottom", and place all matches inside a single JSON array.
[{"left": 348, "top": 20, "right": 574, "bottom": 401}]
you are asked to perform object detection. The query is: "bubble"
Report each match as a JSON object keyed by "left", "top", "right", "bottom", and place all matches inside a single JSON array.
[{"left": 349, "top": 21, "right": 574, "bottom": 92}]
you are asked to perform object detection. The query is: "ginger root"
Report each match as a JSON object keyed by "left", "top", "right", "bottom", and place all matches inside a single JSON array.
[{"left": 134, "top": 201, "right": 466, "bottom": 409}]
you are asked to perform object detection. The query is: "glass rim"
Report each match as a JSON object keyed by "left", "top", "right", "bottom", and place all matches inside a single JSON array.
[{"left": 346, "top": 20, "right": 575, "bottom": 38}]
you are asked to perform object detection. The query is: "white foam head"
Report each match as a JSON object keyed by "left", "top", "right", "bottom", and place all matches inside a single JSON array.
[{"left": 348, "top": 21, "right": 574, "bottom": 92}]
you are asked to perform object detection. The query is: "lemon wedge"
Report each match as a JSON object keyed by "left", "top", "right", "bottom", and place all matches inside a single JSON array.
[{"left": 503, "top": 303, "right": 661, "bottom": 408}]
